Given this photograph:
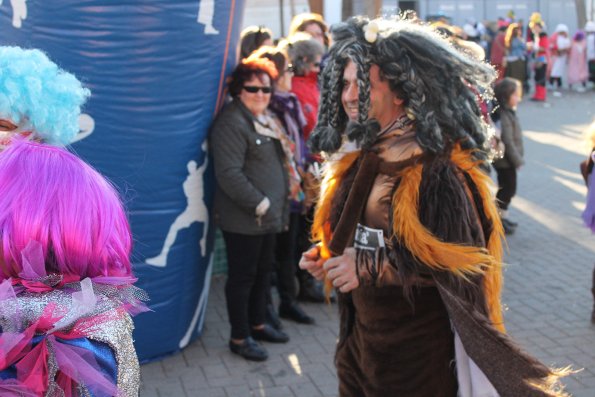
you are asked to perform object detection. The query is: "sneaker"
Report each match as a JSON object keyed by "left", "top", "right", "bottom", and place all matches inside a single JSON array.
[
  {"left": 251, "top": 324, "right": 290, "bottom": 343},
  {"left": 229, "top": 337, "right": 268, "bottom": 361},
  {"left": 552, "top": 91, "right": 562, "bottom": 97},
  {"left": 279, "top": 303, "right": 315, "bottom": 325}
]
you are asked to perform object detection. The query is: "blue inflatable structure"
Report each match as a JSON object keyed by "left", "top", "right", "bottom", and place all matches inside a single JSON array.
[{"left": 0, "top": 0, "right": 245, "bottom": 361}]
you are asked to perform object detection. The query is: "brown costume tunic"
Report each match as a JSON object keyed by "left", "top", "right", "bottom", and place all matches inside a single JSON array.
[
  {"left": 317, "top": 119, "right": 564, "bottom": 397},
  {"left": 333, "top": 126, "right": 461, "bottom": 396}
]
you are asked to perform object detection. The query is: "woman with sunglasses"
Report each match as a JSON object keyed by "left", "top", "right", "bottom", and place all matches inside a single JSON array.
[{"left": 210, "top": 56, "right": 293, "bottom": 361}]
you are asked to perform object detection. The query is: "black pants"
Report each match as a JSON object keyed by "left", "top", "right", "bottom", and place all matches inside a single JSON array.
[
  {"left": 534, "top": 62, "right": 547, "bottom": 87},
  {"left": 275, "top": 212, "right": 301, "bottom": 306},
  {"left": 296, "top": 209, "right": 317, "bottom": 286},
  {"left": 222, "top": 230, "right": 275, "bottom": 340},
  {"left": 496, "top": 167, "right": 517, "bottom": 210},
  {"left": 550, "top": 76, "right": 562, "bottom": 88}
]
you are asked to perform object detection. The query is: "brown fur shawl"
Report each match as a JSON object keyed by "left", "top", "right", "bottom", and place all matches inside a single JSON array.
[{"left": 311, "top": 146, "right": 568, "bottom": 397}]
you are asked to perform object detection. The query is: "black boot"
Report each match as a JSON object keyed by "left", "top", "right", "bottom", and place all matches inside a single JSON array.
[
  {"left": 251, "top": 324, "right": 290, "bottom": 343},
  {"left": 265, "top": 303, "right": 283, "bottom": 331},
  {"left": 229, "top": 337, "right": 268, "bottom": 361},
  {"left": 297, "top": 276, "right": 326, "bottom": 303},
  {"left": 279, "top": 302, "right": 315, "bottom": 324}
]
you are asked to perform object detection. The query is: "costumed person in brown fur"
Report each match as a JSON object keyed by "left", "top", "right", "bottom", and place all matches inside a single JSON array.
[{"left": 299, "top": 15, "right": 568, "bottom": 397}]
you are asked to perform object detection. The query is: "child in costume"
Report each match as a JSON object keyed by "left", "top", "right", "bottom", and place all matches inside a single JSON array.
[
  {"left": 567, "top": 31, "right": 589, "bottom": 91},
  {"left": 0, "top": 141, "right": 147, "bottom": 396},
  {"left": 0, "top": 46, "right": 147, "bottom": 396},
  {"left": 529, "top": 22, "right": 550, "bottom": 101},
  {"left": 549, "top": 24, "right": 571, "bottom": 91}
]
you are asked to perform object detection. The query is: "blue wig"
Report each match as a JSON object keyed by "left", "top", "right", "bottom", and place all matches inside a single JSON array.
[{"left": 0, "top": 46, "right": 90, "bottom": 145}]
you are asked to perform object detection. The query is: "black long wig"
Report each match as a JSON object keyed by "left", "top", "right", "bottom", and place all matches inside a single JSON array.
[{"left": 309, "top": 15, "right": 496, "bottom": 158}]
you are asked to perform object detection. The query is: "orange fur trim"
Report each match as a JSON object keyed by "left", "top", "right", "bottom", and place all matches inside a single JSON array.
[
  {"left": 392, "top": 148, "right": 506, "bottom": 330},
  {"left": 313, "top": 147, "right": 505, "bottom": 331},
  {"left": 311, "top": 151, "right": 360, "bottom": 300},
  {"left": 450, "top": 148, "right": 506, "bottom": 332},
  {"left": 311, "top": 151, "right": 360, "bottom": 260},
  {"left": 392, "top": 164, "right": 495, "bottom": 277}
]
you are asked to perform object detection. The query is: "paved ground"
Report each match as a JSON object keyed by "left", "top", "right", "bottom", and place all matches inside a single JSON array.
[{"left": 140, "top": 89, "right": 595, "bottom": 397}]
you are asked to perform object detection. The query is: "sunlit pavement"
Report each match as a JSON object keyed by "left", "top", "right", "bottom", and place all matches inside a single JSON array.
[{"left": 141, "top": 89, "right": 595, "bottom": 397}]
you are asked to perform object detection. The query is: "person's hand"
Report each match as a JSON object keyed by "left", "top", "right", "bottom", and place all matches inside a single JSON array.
[
  {"left": 255, "top": 197, "right": 270, "bottom": 216},
  {"left": 323, "top": 248, "right": 359, "bottom": 293},
  {"left": 299, "top": 245, "right": 326, "bottom": 280}
]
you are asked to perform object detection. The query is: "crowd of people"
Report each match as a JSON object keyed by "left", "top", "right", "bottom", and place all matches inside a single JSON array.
[
  {"left": 210, "top": 13, "right": 332, "bottom": 360},
  {"left": 483, "top": 12, "right": 595, "bottom": 100}
]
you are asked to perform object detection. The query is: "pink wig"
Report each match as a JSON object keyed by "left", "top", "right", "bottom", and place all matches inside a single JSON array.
[{"left": 0, "top": 139, "right": 132, "bottom": 279}]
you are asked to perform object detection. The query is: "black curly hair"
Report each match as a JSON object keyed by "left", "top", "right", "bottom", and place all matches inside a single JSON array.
[{"left": 309, "top": 15, "right": 496, "bottom": 157}]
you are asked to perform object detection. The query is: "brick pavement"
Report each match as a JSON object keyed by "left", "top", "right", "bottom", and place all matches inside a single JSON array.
[{"left": 141, "top": 90, "right": 595, "bottom": 396}]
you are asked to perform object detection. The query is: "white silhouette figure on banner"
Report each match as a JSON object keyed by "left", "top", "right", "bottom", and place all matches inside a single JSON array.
[
  {"left": 0, "top": 0, "right": 27, "bottom": 28},
  {"left": 72, "top": 113, "right": 95, "bottom": 143},
  {"left": 197, "top": 0, "right": 219, "bottom": 35},
  {"left": 146, "top": 141, "right": 209, "bottom": 267}
]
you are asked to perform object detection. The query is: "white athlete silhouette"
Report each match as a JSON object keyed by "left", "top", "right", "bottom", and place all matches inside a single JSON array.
[
  {"left": 197, "top": 0, "right": 218, "bottom": 35},
  {"left": 0, "top": 0, "right": 27, "bottom": 28},
  {"left": 146, "top": 141, "right": 209, "bottom": 267}
]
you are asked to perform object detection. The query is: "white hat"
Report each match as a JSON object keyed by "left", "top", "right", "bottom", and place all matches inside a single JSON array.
[
  {"left": 463, "top": 24, "right": 478, "bottom": 38},
  {"left": 555, "top": 24, "right": 569, "bottom": 33}
]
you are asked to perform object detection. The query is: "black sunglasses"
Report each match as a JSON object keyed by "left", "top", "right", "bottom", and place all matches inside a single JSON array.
[{"left": 243, "top": 86, "right": 272, "bottom": 94}]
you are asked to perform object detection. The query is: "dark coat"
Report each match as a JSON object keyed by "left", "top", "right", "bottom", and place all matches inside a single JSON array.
[
  {"left": 493, "top": 107, "right": 524, "bottom": 169},
  {"left": 210, "top": 99, "right": 289, "bottom": 235}
]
